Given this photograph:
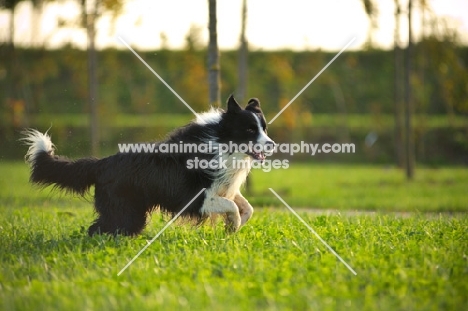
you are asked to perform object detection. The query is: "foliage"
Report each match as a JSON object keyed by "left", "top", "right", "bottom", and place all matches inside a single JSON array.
[
  {"left": 1, "top": 44, "right": 467, "bottom": 127},
  {"left": 0, "top": 0, "right": 22, "bottom": 9}
]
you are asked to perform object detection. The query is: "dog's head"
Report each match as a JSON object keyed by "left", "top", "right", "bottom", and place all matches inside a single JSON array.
[{"left": 218, "top": 95, "right": 275, "bottom": 161}]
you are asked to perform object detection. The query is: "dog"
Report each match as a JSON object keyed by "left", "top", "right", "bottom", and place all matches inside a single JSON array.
[{"left": 22, "top": 95, "right": 275, "bottom": 236}]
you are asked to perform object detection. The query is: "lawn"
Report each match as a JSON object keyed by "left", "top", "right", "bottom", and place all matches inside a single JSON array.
[
  {"left": 1, "top": 162, "right": 467, "bottom": 213},
  {"left": 249, "top": 163, "right": 468, "bottom": 212},
  {"left": 0, "top": 162, "right": 467, "bottom": 310}
]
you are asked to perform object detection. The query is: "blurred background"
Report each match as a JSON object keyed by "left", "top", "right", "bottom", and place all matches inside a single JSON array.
[{"left": 0, "top": 0, "right": 467, "bottom": 168}]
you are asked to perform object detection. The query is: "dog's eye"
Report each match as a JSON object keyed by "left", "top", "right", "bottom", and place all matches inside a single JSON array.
[{"left": 247, "top": 126, "right": 257, "bottom": 134}]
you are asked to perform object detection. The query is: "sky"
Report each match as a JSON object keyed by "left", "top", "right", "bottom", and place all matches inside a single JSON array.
[{"left": 1, "top": 0, "right": 467, "bottom": 51}]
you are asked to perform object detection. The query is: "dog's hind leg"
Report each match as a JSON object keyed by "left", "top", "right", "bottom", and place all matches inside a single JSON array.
[
  {"left": 200, "top": 192, "right": 241, "bottom": 233},
  {"left": 89, "top": 187, "right": 148, "bottom": 236},
  {"left": 233, "top": 192, "right": 254, "bottom": 226},
  {"left": 88, "top": 208, "right": 148, "bottom": 236}
]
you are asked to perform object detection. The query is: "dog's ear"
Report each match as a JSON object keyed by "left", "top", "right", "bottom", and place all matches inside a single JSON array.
[
  {"left": 227, "top": 95, "right": 242, "bottom": 114},
  {"left": 245, "top": 98, "right": 261, "bottom": 113}
]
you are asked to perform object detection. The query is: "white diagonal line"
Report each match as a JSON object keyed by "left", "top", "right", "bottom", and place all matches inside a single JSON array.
[
  {"left": 117, "top": 36, "right": 198, "bottom": 117},
  {"left": 268, "top": 37, "right": 356, "bottom": 124},
  {"left": 117, "top": 188, "right": 206, "bottom": 276},
  {"left": 269, "top": 188, "right": 357, "bottom": 275}
]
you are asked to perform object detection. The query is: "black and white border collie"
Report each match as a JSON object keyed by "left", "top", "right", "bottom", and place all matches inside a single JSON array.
[{"left": 22, "top": 96, "right": 275, "bottom": 236}]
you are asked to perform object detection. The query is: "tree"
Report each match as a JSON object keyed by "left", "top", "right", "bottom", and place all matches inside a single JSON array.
[
  {"left": 85, "top": 0, "right": 99, "bottom": 156},
  {"left": 393, "top": 0, "right": 404, "bottom": 167},
  {"left": 362, "top": 0, "right": 378, "bottom": 48},
  {"left": 81, "top": 0, "right": 124, "bottom": 156},
  {"left": 237, "top": 0, "right": 247, "bottom": 103},
  {"left": 0, "top": 0, "right": 23, "bottom": 47},
  {"left": 207, "top": 0, "right": 220, "bottom": 107},
  {"left": 237, "top": 0, "right": 251, "bottom": 193},
  {"left": 404, "top": 0, "right": 415, "bottom": 179},
  {"left": 30, "top": 0, "right": 43, "bottom": 46}
]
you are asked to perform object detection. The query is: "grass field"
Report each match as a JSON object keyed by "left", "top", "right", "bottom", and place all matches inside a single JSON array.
[
  {"left": 249, "top": 164, "right": 468, "bottom": 212},
  {"left": 0, "top": 162, "right": 467, "bottom": 310}
]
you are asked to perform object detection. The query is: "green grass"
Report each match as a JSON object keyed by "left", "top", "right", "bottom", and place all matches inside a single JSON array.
[
  {"left": 249, "top": 164, "right": 468, "bottom": 212},
  {"left": 0, "top": 162, "right": 467, "bottom": 310},
  {"left": 2, "top": 162, "right": 467, "bottom": 213}
]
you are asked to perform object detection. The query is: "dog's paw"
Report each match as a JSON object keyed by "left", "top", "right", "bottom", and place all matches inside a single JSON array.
[{"left": 225, "top": 213, "right": 241, "bottom": 233}]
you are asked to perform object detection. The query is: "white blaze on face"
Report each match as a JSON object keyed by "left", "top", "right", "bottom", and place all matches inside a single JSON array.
[{"left": 253, "top": 113, "right": 273, "bottom": 145}]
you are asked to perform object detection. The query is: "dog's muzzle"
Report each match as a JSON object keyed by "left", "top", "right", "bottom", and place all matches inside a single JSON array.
[{"left": 247, "top": 140, "right": 276, "bottom": 162}]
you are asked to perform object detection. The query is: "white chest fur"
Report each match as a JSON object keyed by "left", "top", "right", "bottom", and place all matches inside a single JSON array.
[{"left": 210, "top": 153, "right": 252, "bottom": 200}]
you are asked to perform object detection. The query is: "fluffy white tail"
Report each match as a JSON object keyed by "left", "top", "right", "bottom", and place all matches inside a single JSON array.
[{"left": 21, "top": 129, "right": 55, "bottom": 165}]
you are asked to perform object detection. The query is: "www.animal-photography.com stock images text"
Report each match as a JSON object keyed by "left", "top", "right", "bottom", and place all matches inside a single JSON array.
[{"left": 1, "top": 0, "right": 467, "bottom": 310}]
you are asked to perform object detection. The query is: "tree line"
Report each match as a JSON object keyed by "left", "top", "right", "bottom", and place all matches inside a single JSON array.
[{"left": 0, "top": 42, "right": 466, "bottom": 128}]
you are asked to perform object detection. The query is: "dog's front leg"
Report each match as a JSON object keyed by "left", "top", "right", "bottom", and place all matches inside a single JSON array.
[
  {"left": 233, "top": 192, "right": 254, "bottom": 226},
  {"left": 201, "top": 193, "right": 241, "bottom": 233}
]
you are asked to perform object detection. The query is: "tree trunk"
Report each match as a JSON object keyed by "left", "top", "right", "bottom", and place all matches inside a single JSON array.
[
  {"left": 87, "top": 0, "right": 99, "bottom": 156},
  {"left": 6, "top": 4, "right": 18, "bottom": 126},
  {"left": 238, "top": 0, "right": 251, "bottom": 194},
  {"left": 393, "top": 0, "right": 404, "bottom": 167},
  {"left": 404, "top": 0, "right": 415, "bottom": 179},
  {"left": 31, "top": 0, "right": 43, "bottom": 47},
  {"left": 208, "top": 0, "right": 221, "bottom": 107},
  {"left": 237, "top": 0, "right": 247, "bottom": 103},
  {"left": 9, "top": 5, "right": 15, "bottom": 48}
]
